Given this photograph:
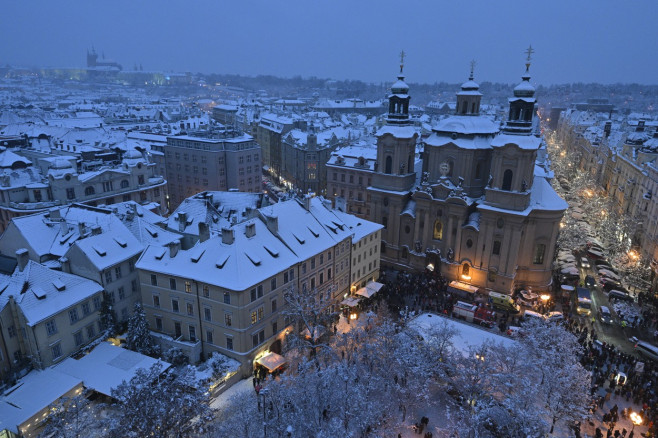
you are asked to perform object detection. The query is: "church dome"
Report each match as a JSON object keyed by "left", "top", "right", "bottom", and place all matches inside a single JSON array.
[
  {"left": 391, "top": 77, "right": 409, "bottom": 94},
  {"left": 513, "top": 78, "right": 535, "bottom": 98},
  {"left": 460, "top": 79, "right": 480, "bottom": 91}
]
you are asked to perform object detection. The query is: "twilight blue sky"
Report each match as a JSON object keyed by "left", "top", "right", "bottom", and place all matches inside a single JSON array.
[{"left": 1, "top": 1, "right": 656, "bottom": 85}]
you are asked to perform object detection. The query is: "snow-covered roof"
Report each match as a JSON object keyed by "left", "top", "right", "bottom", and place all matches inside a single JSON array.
[
  {"left": 432, "top": 115, "right": 499, "bottom": 135},
  {"left": 0, "top": 368, "right": 82, "bottom": 434},
  {"left": 375, "top": 125, "right": 418, "bottom": 139},
  {"left": 408, "top": 312, "right": 516, "bottom": 356},
  {"left": 491, "top": 133, "right": 542, "bottom": 151},
  {"left": 331, "top": 209, "right": 383, "bottom": 243},
  {"left": 0, "top": 260, "right": 103, "bottom": 326},
  {"left": 424, "top": 132, "right": 494, "bottom": 150},
  {"left": 55, "top": 342, "right": 170, "bottom": 397},
  {"left": 479, "top": 175, "right": 568, "bottom": 216},
  {"left": 0, "top": 149, "right": 31, "bottom": 168},
  {"left": 69, "top": 223, "right": 143, "bottom": 270}
]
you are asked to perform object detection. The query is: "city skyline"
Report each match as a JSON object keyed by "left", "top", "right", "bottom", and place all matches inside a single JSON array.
[{"left": 1, "top": 0, "right": 657, "bottom": 85}]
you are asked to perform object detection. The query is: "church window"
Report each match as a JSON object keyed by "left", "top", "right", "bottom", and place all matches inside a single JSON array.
[
  {"left": 471, "top": 102, "right": 476, "bottom": 113},
  {"left": 433, "top": 220, "right": 443, "bottom": 240},
  {"left": 533, "top": 244, "right": 546, "bottom": 265},
  {"left": 466, "top": 239, "right": 473, "bottom": 248},
  {"left": 85, "top": 186, "right": 95, "bottom": 196},
  {"left": 492, "top": 240, "right": 501, "bottom": 255},
  {"left": 404, "top": 225, "right": 410, "bottom": 234},
  {"left": 448, "top": 161, "right": 454, "bottom": 177},
  {"left": 385, "top": 156, "right": 392, "bottom": 174},
  {"left": 461, "top": 101, "right": 467, "bottom": 114},
  {"left": 475, "top": 162, "right": 483, "bottom": 180},
  {"left": 502, "top": 169, "right": 513, "bottom": 191}
]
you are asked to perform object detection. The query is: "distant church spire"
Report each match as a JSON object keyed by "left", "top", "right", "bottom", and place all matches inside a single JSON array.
[
  {"left": 399, "top": 50, "right": 406, "bottom": 74},
  {"left": 455, "top": 60, "right": 482, "bottom": 116}
]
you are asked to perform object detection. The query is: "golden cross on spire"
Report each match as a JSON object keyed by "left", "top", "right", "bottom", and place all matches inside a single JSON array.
[
  {"left": 469, "top": 60, "right": 476, "bottom": 80},
  {"left": 399, "top": 50, "right": 406, "bottom": 74},
  {"left": 524, "top": 45, "right": 534, "bottom": 73}
]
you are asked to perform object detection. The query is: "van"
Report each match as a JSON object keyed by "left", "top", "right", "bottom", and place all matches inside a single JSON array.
[
  {"left": 635, "top": 341, "right": 658, "bottom": 361},
  {"left": 599, "top": 306, "right": 612, "bottom": 324},
  {"left": 488, "top": 291, "right": 520, "bottom": 314}
]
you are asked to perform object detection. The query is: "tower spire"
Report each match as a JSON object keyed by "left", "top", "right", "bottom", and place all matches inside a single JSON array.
[
  {"left": 469, "top": 60, "right": 476, "bottom": 81},
  {"left": 524, "top": 45, "right": 534, "bottom": 75},
  {"left": 399, "top": 50, "right": 406, "bottom": 74}
]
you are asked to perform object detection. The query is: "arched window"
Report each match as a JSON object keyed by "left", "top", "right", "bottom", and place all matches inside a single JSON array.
[
  {"left": 120, "top": 179, "right": 129, "bottom": 188},
  {"left": 471, "top": 102, "right": 476, "bottom": 113},
  {"left": 502, "top": 169, "right": 513, "bottom": 191},
  {"left": 84, "top": 186, "right": 95, "bottom": 196},
  {"left": 448, "top": 160, "right": 454, "bottom": 177},
  {"left": 462, "top": 263, "right": 470, "bottom": 278},
  {"left": 433, "top": 220, "right": 443, "bottom": 240},
  {"left": 475, "top": 162, "right": 483, "bottom": 180},
  {"left": 461, "top": 102, "right": 467, "bottom": 114},
  {"left": 533, "top": 243, "right": 546, "bottom": 264},
  {"left": 385, "top": 156, "right": 392, "bottom": 174}
]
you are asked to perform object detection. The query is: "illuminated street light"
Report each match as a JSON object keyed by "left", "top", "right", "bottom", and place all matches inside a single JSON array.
[{"left": 540, "top": 294, "right": 551, "bottom": 302}]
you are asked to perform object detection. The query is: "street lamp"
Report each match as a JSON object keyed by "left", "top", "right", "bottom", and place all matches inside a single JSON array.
[{"left": 630, "top": 411, "right": 643, "bottom": 433}]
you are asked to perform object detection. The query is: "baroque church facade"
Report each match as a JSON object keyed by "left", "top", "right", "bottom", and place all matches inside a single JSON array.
[{"left": 368, "top": 53, "right": 567, "bottom": 294}]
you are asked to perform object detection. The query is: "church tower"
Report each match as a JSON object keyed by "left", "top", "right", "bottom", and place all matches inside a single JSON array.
[
  {"left": 368, "top": 52, "right": 419, "bottom": 260},
  {"left": 455, "top": 61, "right": 482, "bottom": 116}
]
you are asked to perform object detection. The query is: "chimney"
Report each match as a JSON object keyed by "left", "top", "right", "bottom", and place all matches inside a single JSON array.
[
  {"left": 60, "top": 220, "right": 69, "bottom": 234},
  {"left": 90, "top": 225, "right": 102, "bottom": 236},
  {"left": 221, "top": 228, "right": 234, "bottom": 245},
  {"left": 49, "top": 207, "right": 61, "bottom": 220},
  {"left": 78, "top": 222, "right": 87, "bottom": 237},
  {"left": 245, "top": 222, "right": 256, "bottom": 238},
  {"left": 16, "top": 248, "right": 29, "bottom": 272},
  {"left": 167, "top": 241, "right": 180, "bottom": 258},
  {"left": 130, "top": 202, "right": 139, "bottom": 217},
  {"left": 265, "top": 215, "right": 278, "bottom": 234},
  {"left": 303, "top": 194, "right": 312, "bottom": 211},
  {"left": 604, "top": 121, "right": 612, "bottom": 138},
  {"left": 198, "top": 222, "right": 210, "bottom": 243},
  {"left": 59, "top": 257, "right": 70, "bottom": 273},
  {"left": 178, "top": 211, "right": 188, "bottom": 232}
]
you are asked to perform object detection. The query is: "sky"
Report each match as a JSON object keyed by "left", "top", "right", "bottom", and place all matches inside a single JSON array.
[{"left": 1, "top": 1, "right": 657, "bottom": 85}]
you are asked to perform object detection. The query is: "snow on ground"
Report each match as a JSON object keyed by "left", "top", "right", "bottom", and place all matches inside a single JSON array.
[{"left": 209, "top": 376, "right": 254, "bottom": 411}]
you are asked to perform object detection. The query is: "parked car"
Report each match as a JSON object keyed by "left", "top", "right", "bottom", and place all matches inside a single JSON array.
[
  {"left": 635, "top": 341, "right": 658, "bottom": 361},
  {"left": 608, "top": 289, "right": 634, "bottom": 302},
  {"left": 580, "top": 257, "right": 590, "bottom": 269},
  {"left": 546, "top": 311, "right": 564, "bottom": 323},
  {"left": 601, "top": 278, "right": 623, "bottom": 291},
  {"left": 585, "top": 275, "right": 596, "bottom": 288}
]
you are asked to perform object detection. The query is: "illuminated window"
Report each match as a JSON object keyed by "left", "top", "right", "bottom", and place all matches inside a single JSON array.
[{"left": 433, "top": 220, "right": 443, "bottom": 240}]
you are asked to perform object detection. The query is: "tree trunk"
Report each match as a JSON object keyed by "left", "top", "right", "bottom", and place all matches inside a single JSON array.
[{"left": 550, "top": 415, "right": 557, "bottom": 434}]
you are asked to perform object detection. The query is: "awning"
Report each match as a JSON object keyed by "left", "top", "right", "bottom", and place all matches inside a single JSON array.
[
  {"left": 341, "top": 297, "right": 361, "bottom": 307},
  {"left": 256, "top": 352, "right": 287, "bottom": 372},
  {"left": 356, "top": 281, "right": 385, "bottom": 298}
]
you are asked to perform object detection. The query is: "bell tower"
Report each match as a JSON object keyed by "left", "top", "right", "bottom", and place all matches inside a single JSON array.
[
  {"left": 503, "top": 45, "right": 536, "bottom": 135},
  {"left": 455, "top": 61, "right": 482, "bottom": 116},
  {"left": 385, "top": 50, "right": 412, "bottom": 126}
]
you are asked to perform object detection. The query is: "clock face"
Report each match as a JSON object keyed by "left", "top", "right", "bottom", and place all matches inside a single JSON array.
[{"left": 439, "top": 161, "right": 450, "bottom": 176}]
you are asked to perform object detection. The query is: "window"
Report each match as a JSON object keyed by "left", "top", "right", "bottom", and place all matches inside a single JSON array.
[
  {"left": 310, "top": 277, "right": 316, "bottom": 289},
  {"left": 502, "top": 169, "right": 513, "bottom": 191},
  {"left": 203, "top": 285, "right": 209, "bottom": 298},
  {"left": 155, "top": 317, "right": 163, "bottom": 331},
  {"left": 225, "top": 312, "right": 232, "bottom": 327},
  {"left": 121, "top": 179, "right": 129, "bottom": 188},
  {"left": 121, "top": 307, "right": 129, "bottom": 320},
  {"left": 174, "top": 322, "right": 182, "bottom": 338},
  {"left": 185, "top": 281, "right": 192, "bottom": 293},
  {"left": 66, "top": 188, "right": 75, "bottom": 199},
  {"left": 252, "top": 330, "right": 265, "bottom": 348},
  {"left": 189, "top": 325, "right": 197, "bottom": 342},
  {"left": 93, "top": 296, "right": 101, "bottom": 310},
  {"left": 272, "top": 321, "right": 278, "bottom": 334},
  {"left": 103, "top": 181, "right": 113, "bottom": 192},
  {"left": 320, "top": 273, "right": 324, "bottom": 285},
  {"left": 433, "top": 220, "right": 443, "bottom": 240},
  {"left": 131, "top": 279, "right": 138, "bottom": 292},
  {"left": 271, "top": 298, "right": 277, "bottom": 313},
  {"left": 382, "top": 216, "right": 388, "bottom": 229},
  {"left": 302, "top": 263, "right": 307, "bottom": 274},
  {"left": 311, "top": 258, "right": 316, "bottom": 269},
  {"left": 153, "top": 295, "right": 160, "bottom": 308},
  {"left": 81, "top": 302, "right": 91, "bottom": 316},
  {"left": 462, "top": 263, "right": 470, "bottom": 278},
  {"left": 385, "top": 156, "right": 392, "bottom": 174},
  {"left": 226, "top": 337, "right": 234, "bottom": 351},
  {"left": 328, "top": 268, "right": 332, "bottom": 279},
  {"left": 284, "top": 271, "right": 289, "bottom": 283},
  {"left": 170, "top": 278, "right": 177, "bottom": 290},
  {"left": 115, "top": 266, "right": 122, "bottom": 279},
  {"left": 86, "top": 324, "right": 95, "bottom": 339},
  {"left": 108, "top": 291, "right": 116, "bottom": 304},
  {"left": 271, "top": 278, "right": 277, "bottom": 290},
  {"left": 7, "top": 325, "right": 16, "bottom": 338},
  {"left": 492, "top": 240, "right": 501, "bottom": 255},
  {"left": 129, "top": 259, "right": 135, "bottom": 272},
  {"left": 289, "top": 269, "right": 295, "bottom": 280},
  {"left": 203, "top": 307, "right": 211, "bottom": 321},
  {"left": 69, "top": 308, "right": 79, "bottom": 325},
  {"left": 118, "top": 287, "right": 126, "bottom": 300},
  {"left": 172, "top": 299, "right": 180, "bottom": 313},
  {"left": 206, "top": 330, "right": 214, "bottom": 344},
  {"left": 85, "top": 186, "right": 95, "bottom": 196},
  {"left": 251, "top": 306, "right": 263, "bottom": 324},
  {"left": 105, "top": 270, "right": 112, "bottom": 285},
  {"left": 533, "top": 243, "right": 546, "bottom": 264},
  {"left": 187, "top": 303, "right": 194, "bottom": 316},
  {"left": 51, "top": 343, "right": 62, "bottom": 360}
]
